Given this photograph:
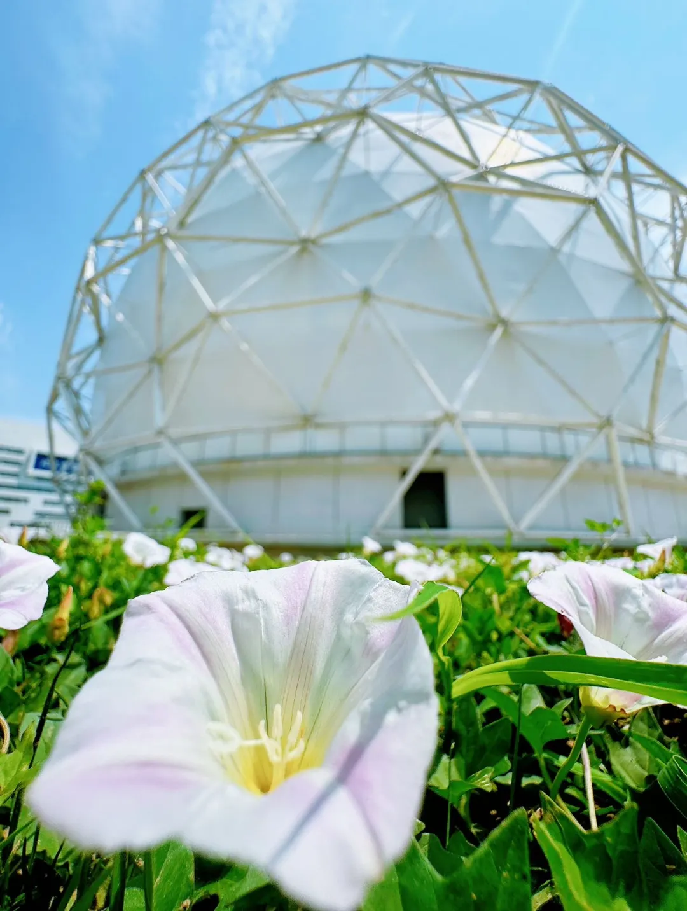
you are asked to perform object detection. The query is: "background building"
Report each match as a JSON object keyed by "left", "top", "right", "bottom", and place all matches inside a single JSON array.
[
  {"left": 48, "top": 58, "right": 687, "bottom": 545},
  {"left": 0, "top": 418, "right": 77, "bottom": 537}
]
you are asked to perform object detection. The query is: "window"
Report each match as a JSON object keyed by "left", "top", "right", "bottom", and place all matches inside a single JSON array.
[
  {"left": 402, "top": 471, "right": 447, "bottom": 529},
  {"left": 180, "top": 507, "right": 207, "bottom": 529}
]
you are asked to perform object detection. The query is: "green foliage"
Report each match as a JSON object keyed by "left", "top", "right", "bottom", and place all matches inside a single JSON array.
[
  {"left": 365, "top": 810, "right": 531, "bottom": 910},
  {"left": 0, "top": 529, "right": 684, "bottom": 910},
  {"left": 453, "top": 654, "right": 687, "bottom": 705},
  {"left": 533, "top": 795, "right": 687, "bottom": 910}
]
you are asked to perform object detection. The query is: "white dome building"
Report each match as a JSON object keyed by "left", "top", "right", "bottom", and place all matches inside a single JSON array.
[{"left": 49, "top": 57, "right": 687, "bottom": 545}]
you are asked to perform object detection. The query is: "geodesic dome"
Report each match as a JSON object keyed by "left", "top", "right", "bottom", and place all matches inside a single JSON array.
[{"left": 49, "top": 57, "right": 687, "bottom": 544}]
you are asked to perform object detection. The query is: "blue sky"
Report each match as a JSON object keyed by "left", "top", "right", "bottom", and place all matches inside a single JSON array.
[{"left": 0, "top": 0, "right": 685, "bottom": 422}]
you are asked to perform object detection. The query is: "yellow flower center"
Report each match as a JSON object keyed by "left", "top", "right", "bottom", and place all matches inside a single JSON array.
[{"left": 208, "top": 703, "right": 310, "bottom": 794}]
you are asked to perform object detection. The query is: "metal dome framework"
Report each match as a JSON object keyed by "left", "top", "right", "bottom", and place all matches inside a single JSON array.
[{"left": 48, "top": 56, "right": 687, "bottom": 541}]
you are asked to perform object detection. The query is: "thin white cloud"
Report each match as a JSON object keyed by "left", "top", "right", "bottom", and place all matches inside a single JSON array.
[
  {"left": 388, "top": 9, "right": 416, "bottom": 50},
  {"left": 191, "top": 0, "right": 297, "bottom": 125},
  {"left": 541, "top": 0, "right": 586, "bottom": 82},
  {"left": 51, "top": 0, "right": 162, "bottom": 154}
]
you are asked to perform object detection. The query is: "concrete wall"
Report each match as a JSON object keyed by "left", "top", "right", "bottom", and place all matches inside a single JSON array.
[{"left": 106, "top": 453, "right": 686, "bottom": 545}]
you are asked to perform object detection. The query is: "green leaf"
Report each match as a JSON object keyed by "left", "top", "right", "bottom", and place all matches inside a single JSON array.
[
  {"left": 638, "top": 818, "right": 686, "bottom": 903},
  {"left": 379, "top": 581, "right": 456, "bottom": 621},
  {"left": 196, "top": 866, "right": 270, "bottom": 910},
  {"left": 439, "top": 809, "right": 531, "bottom": 910},
  {"left": 71, "top": 866, "right": 112, "bottom": 911},
  {"left": 533, "top": 794, "right": 687, "bottom": 910},
  {"left": 480, "top": 687, "right": 568, "bottom": 755},
  {"left": 147, "top": 842, "right": 194, "bottom": 910},
  {"left": 0, "top": 648, "right": 16, "bottom": 689},
  {"left": 453, "top": 654, "right": 687, "bottom": 706},
  {"left": 123, "top": 887, "right": 145, "bottom": 911},
  {"left": 396, "top": 837, "right": 442, "bottom": 910},
  {"left": 478, "top": 563, "right": 507, "bottom": 594},
  {"left": 533, "top": 797, "right": 635, "bottom": 910},
  {"left": 658, "top": 754, "right": 688, "bottom": 813},
  {"left": 363, "top": 866, "right": 402, "bottom": 910},
  {"left": 606, "top": 715, "right": 663, "bottom": 791},
  {"left": 436, "top": 589, "right": 462, "bottom": 652},
  {"left": 423, "top": 834, "right": 474, "bottom": 877}
]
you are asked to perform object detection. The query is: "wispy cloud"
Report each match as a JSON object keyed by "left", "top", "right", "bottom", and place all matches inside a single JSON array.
[
  {"left": 191, "top": 0, "right": 297, "bottom": 125},
  {"left": 51, "top": 0, "right": 162, "bottom": 154},
  {"left": 541, "top": 0, "right": 586, "bottom": 82},
  {"left": 388, "top": 9, "right": 416, "bottom": 50}
]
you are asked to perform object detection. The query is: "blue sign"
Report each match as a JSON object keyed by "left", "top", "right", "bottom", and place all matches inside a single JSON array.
[{"left": 32, "top": 452, "right": 79, "bottom": 476}]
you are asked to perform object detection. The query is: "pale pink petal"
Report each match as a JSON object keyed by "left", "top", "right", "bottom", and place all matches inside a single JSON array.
[
  {"left": 29, "top": 560, "right": 437, "bottom": 910},
  {"left": 637, "top": 537, "right": 677, "bottom": 562},
  {"left": 0, "top": 542, "right": 60, "bottom": 629},
  {"left": 528, "top": 562, "right": 687, "bottom": 713}
]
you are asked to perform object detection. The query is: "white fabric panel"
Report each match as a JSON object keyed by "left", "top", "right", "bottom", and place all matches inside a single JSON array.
[{"left": 85, "top": 90, "right": 684, "bottom": 544}]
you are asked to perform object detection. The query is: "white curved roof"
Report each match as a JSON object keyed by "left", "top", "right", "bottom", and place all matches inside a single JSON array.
[{"left": 49, "top": 58, "right": 687, "bottom": 536}]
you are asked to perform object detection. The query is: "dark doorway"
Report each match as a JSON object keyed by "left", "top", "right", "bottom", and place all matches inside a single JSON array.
[
  {"left": 180, "top": 507, "right": 207, "bottom": 529},
  {"left": 402, "top": 471, "right": 447, "bottom": 529}
]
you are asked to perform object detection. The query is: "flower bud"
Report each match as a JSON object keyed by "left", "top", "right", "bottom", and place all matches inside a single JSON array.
[
  {"left": 86, "top": 586, "right": 113, "bottom": 621},
  {"left": 49, "top": 586, "right": 73, "bottom": 645},
  {"left": 2, "top": 629, "right": 19, "bottom": 656},
  {"left": 56, "top": 538, "right": 69, "bottom": 561},
  {"left": 580, "top": 685, "right": 629, "bottom": 727}
]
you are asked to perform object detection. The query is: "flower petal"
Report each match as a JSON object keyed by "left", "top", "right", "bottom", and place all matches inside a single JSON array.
[
  {"left": 528, "top": 562, "right": 687, "bottom": 661},
  {"left": 29, "top": 560, "right": 437, "bottom": 910},
  {"left": 0, "top": 542, "right": 59, "bottom": 629},
  {"left": 528, "top": 562, "right": 687, "bottom": 714}
]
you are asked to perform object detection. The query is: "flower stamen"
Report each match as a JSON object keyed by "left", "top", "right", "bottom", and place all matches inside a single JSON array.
[{"left": 209, "top": 704, "right": 307, "bottom": 793}]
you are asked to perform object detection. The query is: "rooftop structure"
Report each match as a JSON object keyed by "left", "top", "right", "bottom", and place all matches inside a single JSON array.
[{"left": 48, "top": 57, "right": 687, "bottom": 544}]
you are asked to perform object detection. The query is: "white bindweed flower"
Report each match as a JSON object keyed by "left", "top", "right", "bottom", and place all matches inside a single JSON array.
[
  {"left": 0, "top": 541, "right": 60, "bottom": 630},
  {"left": 178, "top": 537, "right": 197, "bottom": 552},
  {"left": 278, "top": 552, "right": 294, "bottom": 564},
  {"left": 28, "top": 559, "right": 437, "bottom": 911},
  {"left": 637, "top": 536, "right": 677, "bottom": 564},
  {"left": 650, "top": 573, "right": 688, "bottom": 602},
  {"left": 528, "top": 562, "right": 687, "bottom": 722},
  {"left": 393, "top": 540, "right": 418, "bottom": 558},
  {"left": 163, "top": 559, "right": 220, "bottom": 587},
  {"left": 205, "top": 546, "right": 246, "bottom": 571},
  {"left": 122, "top": 533, "right": 171, "bottom": 568},
  {"left": 517, "top": 551, "right": 563, "bottom": 577},
  {"left": 394, "top": 559, "right": 455, "bottom": 584},
  {"left": 243, "top": 543, "right": 264, "bottom": 562},
  {"left": 635, "top": 558, "right": 655, "bottom": 574},
  {"left": 361, "top": 536, "right": 382, "bottom": 556}
]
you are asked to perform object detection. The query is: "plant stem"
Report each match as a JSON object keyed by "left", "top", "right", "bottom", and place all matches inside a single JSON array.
[
  {"left": 509, "top": 686, "right": 523, "bottom": 810},
  {"left": 143, "top": 851, "right": 155, "bottom": 911},
  {"left": 537, "top": 754, "right": 553, "bottom": 790},
  {"left": 581, "top": 742, "right": 598, "bottom": 830},
  {"left": 551, "top": 716, "right": 592, "bottom": 799},
  {"left": 110, "top": 852, "right": 129, "bottom": 911}
]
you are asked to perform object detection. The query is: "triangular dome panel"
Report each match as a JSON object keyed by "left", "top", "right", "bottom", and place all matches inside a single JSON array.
[
  {"left": 226, "top": 301, "right": 361, "bottom": 412},
  {"left": 462, "top": 330, "right": 596, "bottom": 422},
  {"left": 166, "top": 324, "right": 301, "bottom": 432},
  {"left": 315, "top": 307, "right": 444, "bottom": 420}
]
